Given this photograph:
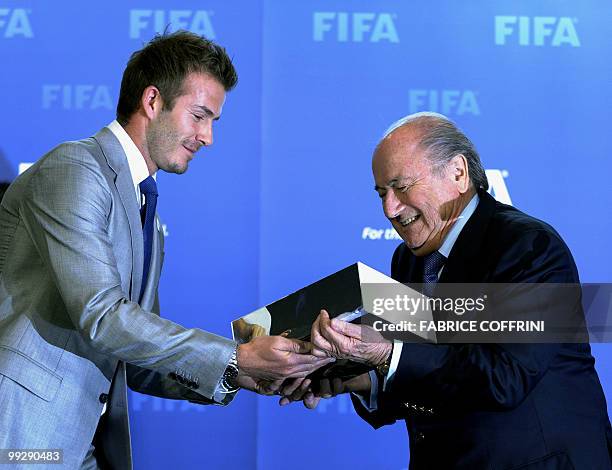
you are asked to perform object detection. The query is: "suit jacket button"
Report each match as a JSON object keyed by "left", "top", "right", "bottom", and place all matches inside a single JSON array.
[
  {"left": 99, "top": 393, "right": 109, "bottom": 404},
  {"left": 415, "top": 432, "right": 425, "bottom": 443}
]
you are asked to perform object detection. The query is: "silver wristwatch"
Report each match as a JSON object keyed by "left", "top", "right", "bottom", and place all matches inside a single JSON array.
[{"left": 219, "top": 346, "right": 239, "bottom": 394}]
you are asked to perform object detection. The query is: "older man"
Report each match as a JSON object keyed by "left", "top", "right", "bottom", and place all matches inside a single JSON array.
[{"left": 307, "top": 113, "right": 612, "bottom": 469}]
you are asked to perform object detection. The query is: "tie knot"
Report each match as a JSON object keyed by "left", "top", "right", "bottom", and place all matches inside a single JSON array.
[
  {"left": 423, "top": 251, "right": 446, "bottom": 279},
  {"left": 139, "top": 176, "right": 158, "bottom": 196}
]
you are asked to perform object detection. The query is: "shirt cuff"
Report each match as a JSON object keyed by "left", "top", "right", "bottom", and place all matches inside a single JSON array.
[
  {"left": 352, "top": 370, "right": 379, "bottom": 412},
  {"left": 382, "top": 340, "right": 403, "bottom": 392},
  {"left": 212, "top": 383, "right": 240, "bottom": 405}
]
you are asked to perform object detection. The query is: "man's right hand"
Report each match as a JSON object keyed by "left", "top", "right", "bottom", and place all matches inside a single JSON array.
[{"left": 236, "top": 335, "right": 334, "bottom": 382}]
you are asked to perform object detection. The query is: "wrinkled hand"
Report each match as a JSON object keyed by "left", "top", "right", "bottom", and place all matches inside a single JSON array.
[
  {"left": 237, "top": 335, "right": 335, "bottom": 382},
  {"left": 311, "top": 310, "right": 392, "bottom": 367}
]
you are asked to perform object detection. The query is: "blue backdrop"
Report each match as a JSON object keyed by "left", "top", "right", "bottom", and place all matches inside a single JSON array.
[{"left": 1, "top": 1, "right": 610, "bottom": 469}]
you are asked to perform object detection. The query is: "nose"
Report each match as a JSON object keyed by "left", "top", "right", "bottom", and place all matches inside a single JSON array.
[
  {"left": 382, "top": 190, "right": 404, "bottom": 220},
  {"left": 196, "top": 119, "right": 213, "bottom": 147}
]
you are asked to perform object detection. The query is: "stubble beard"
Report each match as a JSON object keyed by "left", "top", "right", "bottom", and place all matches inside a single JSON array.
[{"left": 146, "top": 113, "right": 188, "bottom": 175}]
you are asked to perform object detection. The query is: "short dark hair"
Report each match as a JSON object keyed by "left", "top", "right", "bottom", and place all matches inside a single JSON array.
[{"left": 116, "top": 30, "right": 238, "bottom": 126}]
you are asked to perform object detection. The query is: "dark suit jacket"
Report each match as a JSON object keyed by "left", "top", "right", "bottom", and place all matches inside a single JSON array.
[{"left": 353, "top": 191, "right": 612, "bottom": 470}]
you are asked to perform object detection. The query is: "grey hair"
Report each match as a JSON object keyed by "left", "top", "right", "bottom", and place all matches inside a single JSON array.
[{"left": 383, "top": 112, "right": 489, "bottom": 191}]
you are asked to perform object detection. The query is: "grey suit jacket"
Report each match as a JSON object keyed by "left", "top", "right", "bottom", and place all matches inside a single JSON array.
[{"left": 0, "top": 128, "right": 236, "bottom": 469}]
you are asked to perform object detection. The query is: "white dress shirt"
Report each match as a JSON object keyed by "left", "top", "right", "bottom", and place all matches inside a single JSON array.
[{"left": 107, "top": 120, "right": 152, "bottom": 206}]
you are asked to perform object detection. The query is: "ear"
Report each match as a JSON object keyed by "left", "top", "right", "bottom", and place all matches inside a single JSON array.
[
  {"left": 140, "top": 85, "right": 163, "bottom": 120},
  {"left": 448, "top": 154, "right": 470, "bottom": 194}
]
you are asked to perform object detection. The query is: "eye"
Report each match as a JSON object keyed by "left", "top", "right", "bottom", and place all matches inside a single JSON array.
[
  {"left": 192, "top": 113, "right": 204, "bottom": 122},
  {"left": 397, "top": 186, "right": 409, "bottom": 193}
]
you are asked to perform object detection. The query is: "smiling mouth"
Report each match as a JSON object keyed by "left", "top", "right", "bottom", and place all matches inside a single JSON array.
[
  {"left": 398, "top": 214, "right": 420, "bottom": 227},
  {"left": 183, "top": 145, "right": 196, "bottom": 154}
]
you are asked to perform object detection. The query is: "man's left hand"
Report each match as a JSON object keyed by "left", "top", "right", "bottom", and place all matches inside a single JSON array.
[
  {"left": 277, "top": 373, "right": 372, "bottom": 409},
  {"left": 311, "top": 309, "right": 392, "bottom": 367},
  {"left": 233, "top": 374, "right": 279, "bottom": 396}
]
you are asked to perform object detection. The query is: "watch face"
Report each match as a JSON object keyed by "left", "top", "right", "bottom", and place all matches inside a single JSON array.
[{"left": 224, "top": 363, "right": 239, "bottom": 380}]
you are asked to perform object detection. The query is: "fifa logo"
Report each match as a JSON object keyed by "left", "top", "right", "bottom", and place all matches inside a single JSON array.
[
  {"left": 495, "top": 16, "right": 580, "bottom": 46},
  {"left": 485, "top": 170, "right": 512, "bottom": 205},
  {"left": 313, "top": 12, "right": 399, "bottom": 43},
  {"left": 0, "top": 8, "right": 33, "bottom": 38},
  {"left": 409, "top": 90, "right": 480, "bottom": 116},
  {"left": 42, "top": 85, "right": 113, "bottom": 110},
  {"left": 18, "top": 163, "right": 32, "bottom": 175},
  {"left": 129, "top": 10, "right": 215, "bottom": 39}
]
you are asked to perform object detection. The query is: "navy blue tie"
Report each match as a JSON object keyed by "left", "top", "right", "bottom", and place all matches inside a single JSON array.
[
  {"left": 139, "top": 176, "right": 158, "bottom": 302},
  {"left": 423, "top": 250, "right": 446, "bottom": 296}
]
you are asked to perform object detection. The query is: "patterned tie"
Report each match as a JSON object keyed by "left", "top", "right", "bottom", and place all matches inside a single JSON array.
[
  {"left": 139, "top": 176, "right": 158, "bottom": 302},
  {"left": 423, "top": 250, "right": 446, "bottom": 296}
]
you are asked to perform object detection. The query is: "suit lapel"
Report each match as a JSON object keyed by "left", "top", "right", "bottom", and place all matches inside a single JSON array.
[
  {"left": 393, "top": 191, "right": 497, "bottom": 286},
  {"left": 93, "top": 128, "right": 144, "bottom": 301},
  {"left": 438, "top": 190, "right": 496, "bottom": 283}
]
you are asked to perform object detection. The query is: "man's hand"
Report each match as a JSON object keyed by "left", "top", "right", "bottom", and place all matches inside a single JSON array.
[
  {"left": 233, "top": 375, "right": 277, "bottom": 395},
  {"left": 311, "top": 310, "right": 392, "bottom": 367},
  {"left": 236, "top": 335, "right": 334, "bottom": 382},
  {"left": 278, "top": 378, "right": 318, "bottom": 409},
  {"left": 314, "top": 373, "right": 371, "bottom": 397},
  {"left": 277, "top": 373, "right": 372, "bottom": 409}
]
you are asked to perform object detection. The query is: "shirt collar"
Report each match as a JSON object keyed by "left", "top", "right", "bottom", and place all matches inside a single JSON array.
[
  {"left": 438, "top": 193, "right": 479, "bottom": 259},
  {"left": 106, "top": 120, "right": 151, "bottom": 199}
]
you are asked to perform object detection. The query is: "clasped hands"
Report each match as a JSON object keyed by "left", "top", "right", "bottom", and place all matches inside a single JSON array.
[{"left": 234, "top": 310, "right": 392, "bottom": 409}]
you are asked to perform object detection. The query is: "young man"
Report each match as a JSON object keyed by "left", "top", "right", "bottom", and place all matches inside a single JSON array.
[{"left": 0, "top": 31, "right": 330, "bottom": 469}]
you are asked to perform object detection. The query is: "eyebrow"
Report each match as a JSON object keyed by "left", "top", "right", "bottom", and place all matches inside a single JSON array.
[{"left": 194, "top": 104, "right": 221, "bottom": 121}]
